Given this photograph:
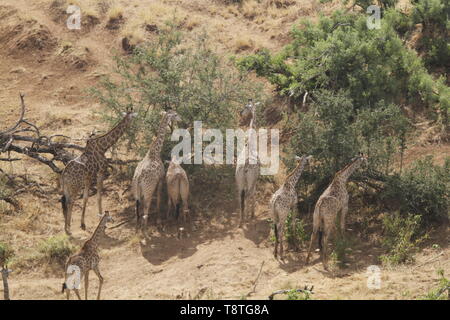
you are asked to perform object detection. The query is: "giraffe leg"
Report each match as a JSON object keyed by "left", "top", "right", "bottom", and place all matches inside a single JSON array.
[
  {"left": 238, "top": 189, "right": 245, "bottom": 228},
  {"left": 84, "top": 271, "right": 89, "bottom": 300},
  {"left": 166, "top": 197, "right": 173, "bottom": 221},
  {"left": 135, "top": 196, "right": 141, "bottom": 232},
  {"left": 306, "top": 206, "right": 322, "bottom": 264},
  {"left": 248, "top": 190, "right": 256, "bottom": 220},
  {"left": 156, "top": 180, "right": 163, "bottom": 216},
  {"left": 74, "top": 289, "right": 82, "bottom": 300},
  {"left": 340, "top": 203, "right": 348, "bottom": 237},
  {"left": 64, "top": 195, "right": 74, "bottom": 236},
  {"left": 273, "top": 222, "right": 278, "bottom": 259},
  {"left": 97, "top": 174, "right": 104, "bottom": 216},
  {"left": 306, "top": 229, "right": 318, "bottom": 264},
  {"left": 279, "top": 225, "right": 285, "bottom": 261},
  {"left": 93, "top": 267, "right": 104, "bottom": 300},
  {"left": 142, "top": 194, "right": 152, "bottom": 238},
  {"left": 322, "top": 230, "right": 331, "bottom": 270},
  {"left": 80, "top": 181, "right": 90, "bottom": 231},
  {"left": 66, "top": 288, "right": 70, "bottom": 300}
]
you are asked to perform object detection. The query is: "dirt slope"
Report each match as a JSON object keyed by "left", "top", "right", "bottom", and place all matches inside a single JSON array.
[{"left": 0, "top": 0, "right": 449, "bottom": 300}]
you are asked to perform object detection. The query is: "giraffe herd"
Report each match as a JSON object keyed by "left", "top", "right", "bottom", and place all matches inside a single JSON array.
[{"left": 60, "top": 101, "right": 367, "bottom": 299}]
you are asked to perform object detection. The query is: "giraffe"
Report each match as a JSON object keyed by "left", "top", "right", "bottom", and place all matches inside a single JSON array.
[
  {"left": 60, "top": 109, "right": 136, "bottom": 235},
  {"left": 235, "top": 100, "right": 260, "bottom": 227},
  {"left": 270, "top": 155, "right": 312, "bottom": 260},
  {"left": 62, "top": 211, "right": 114, "bottom": 300},
  {"left": 132, "top": 110, "right": 181, "bottom": 237},
  {"left": 306, "top": 153, "right": 368, "bottom": 270},
  {"left": 165, "top": 154, "right": 190, "bottom": 224}
]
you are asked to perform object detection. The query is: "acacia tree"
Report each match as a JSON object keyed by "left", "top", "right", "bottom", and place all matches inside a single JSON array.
[{"left": 90, "top": 23, "right": 265, "bottom": 163}]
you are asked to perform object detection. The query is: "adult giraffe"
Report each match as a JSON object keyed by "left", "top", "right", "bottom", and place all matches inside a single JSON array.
[
  {"left": 61, "top": 109, "right": 136, "bottom": 235},
  {"left": 306, "top": 153, "right": 368, "bottom": 270}
]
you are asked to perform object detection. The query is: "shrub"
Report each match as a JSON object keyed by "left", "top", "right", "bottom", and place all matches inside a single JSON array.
[
  {"left": 380, "top": 212, "right": 426, "bottom": 265},
  {"left": 90, "top": 23, "right": 264, "bottom": 163},
  {"left": 38, "top": 235, "right": 76, "bottom": 264},
  {"left": 330, "top": 234, "right": 353, "bottom": 268},
  {"left": 285, "top": 211, "right": 309, "bottom": 250},
  {"left": 411, "top": 0, "right": 450, "bottom": 71},
  {"left": 0, "top": 242, "right": 14, "bottom": 266},
  {"left": 238, "top": 9, "right": 448, "bottom": 118},
  {"left": 382, "top": 156, "right": 450, "bottom": 225},
  {"left": 286, "top": 289, "right": 313, "bottom": 300},
  {"left": 421, "top": 269, "right": 450, "bottom": 300},
  {"left": 285, "top": 90, "right": 410, "bottom": 208}
]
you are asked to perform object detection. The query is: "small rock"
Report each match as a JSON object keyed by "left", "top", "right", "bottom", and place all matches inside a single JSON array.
[{"left": 10, "top": 67, "right": 26, "bottom": 74}]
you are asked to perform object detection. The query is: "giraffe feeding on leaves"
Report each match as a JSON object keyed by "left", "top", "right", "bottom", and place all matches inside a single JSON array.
[
  {"left": 235, "top": 100, "right": 260, "bottom": 227},
  {"left": 132, "top": 110, "right": 181, "bottom": 238},
  {"left": 270, "top": 155, "right": 312, "bottom": 260},
  {"left": 166, "top": 154, "right": 190, "bottom": 224},
  {"left": 306, "top": 153, "right": 368, "bottom": 270},
  {"left": 60, "top": 109, "right": 136, "bottom": 235}
]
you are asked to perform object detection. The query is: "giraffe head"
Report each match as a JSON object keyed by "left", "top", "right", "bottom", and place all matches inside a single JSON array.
[
  {"left": 166, "top": 110, "right": 181, "bottom": 124},
  {"left": 351, "top": 152, "right": 368, "bottom": 168},
  {"left": 121, "top": 106, "right": 138, "bottom": 120},
  {"left": 169, "top": 152, "right": 192, "bottom": 165},
  {"left": 239, "top": 99, "right": 259, "bottom": 126},
  {"left": 161, "top": 110, "right": 181, "bottom": 131},
  {"left": 294, "top": 154, "right": 313, "bottom": 166},
  {"left": 98, "top": 211, "right": 115, "bottom": 224}
]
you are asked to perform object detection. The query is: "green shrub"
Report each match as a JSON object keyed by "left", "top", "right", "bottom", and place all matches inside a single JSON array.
[
  {"left": 238, "top": 9, "right": 448, "bottom": 117},
  {"left": 285, "top": 211, "right": 309, "bottom": 250},
  {"left": 0, "top": 242, "right": 14, "bottom": 266},
  {"left": 380, "top": 212, "right": 426, "bottom": 265},
  {"left": 382, "top": 156, "right": 450, "bottom": 225},
  {"left": 91, "top": 22, "right": 264, "bottom": 163},
  {"left": 39, "top": 235, "right": 76, "bottom": 264},
  {"left": 411, "top": 0, "right": 450, "bottom": 71},
  {"left": 286, "top": 289, "right": 313, "bottom": 300},
  {"left": 330, "top": 234, "right": 353, "bottom": 268},
  {"left": 285, "top": 90, "right": 410, "bottom": 208},
  {"left": 421, "top": 269, "right": 450, "bottom": 300}
]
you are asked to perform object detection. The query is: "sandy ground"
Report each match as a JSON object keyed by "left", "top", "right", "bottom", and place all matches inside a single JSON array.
[{"left": 0, "top": 0, "right": 449, "bottom": 300}]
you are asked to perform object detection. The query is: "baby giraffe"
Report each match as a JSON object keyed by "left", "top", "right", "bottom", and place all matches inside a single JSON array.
[
  {"left": 306, "top": 153, "right": 367, "bottom": 270},
  {"left": 270, "top": 155, "right": 312, "bottom": 260},
  {"left": 62, "top": 211, "right": 114, "bottom": 300},
  {"left": 165, "top": 154, "right": 190, "bottom": 224}
]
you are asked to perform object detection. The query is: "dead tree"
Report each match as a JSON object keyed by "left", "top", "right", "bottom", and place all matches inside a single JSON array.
[
  {"left": 0, "top": 93, "right": 139, "bottom": 210},
  {"left": 0, "top": 93, "right": 82, "bottom": 174},
  {"left": 1, "top": 265, "right": 12, "bottom": 300}
]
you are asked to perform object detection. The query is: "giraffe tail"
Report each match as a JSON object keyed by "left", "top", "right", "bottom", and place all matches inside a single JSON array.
[
  {"left": 318, "top": 229, "right": 323, "bottom": 250},
  {"left": 175, "top": 203, "right": 181, "bottom": 220},
  {"left": 135, "top": 200, "right": 140, "bottom": 225},
  {"left": 62, "top": 282, "right": 67, "bottom": 293},
  {"left": 61, "top": 195, "right": 68, "bottom": 219},
  {"left": 273, "top": 223, "right": 279, "bottom": 255},
  {"left": 240, "top": 190, "right": 245, "bottom": 215}
]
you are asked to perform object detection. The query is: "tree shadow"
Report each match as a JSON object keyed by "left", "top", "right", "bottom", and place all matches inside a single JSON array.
[
  {"left": 243, "top": 218, "right": 271, "bottom": 246},
  {"left": 139, "top": 217, "right": 238, "bottom": 265}
]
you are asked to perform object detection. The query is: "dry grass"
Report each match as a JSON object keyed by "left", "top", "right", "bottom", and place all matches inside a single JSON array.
[
  {"left": 107, "top": 4, "right": 125, "bottom": 20},
  {"left": 234, "top": 37, "right": 255, "bottom": 52}
]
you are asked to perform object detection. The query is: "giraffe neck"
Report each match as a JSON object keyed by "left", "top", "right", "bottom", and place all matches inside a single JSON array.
[
  {"left": 285, "top": 160, "right": 307, "bottom": 190},
  {"left": 335, "top": 159, "right": 362, "bottom": 184},
  {"left": 88, "top": 216, "right": 108, "bottom": 245},
  {"left": 247, "top": 106, "right": 258, "bottom": 160},
  {"left": 147, "top": 113, "right": 169, "bottom": 158},
  {"left": 86, "top": 114, "right": 132, "bottom": 155}
]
